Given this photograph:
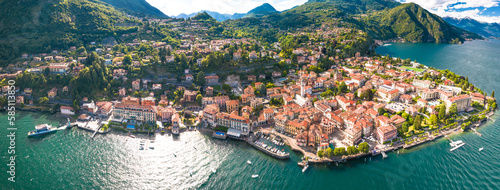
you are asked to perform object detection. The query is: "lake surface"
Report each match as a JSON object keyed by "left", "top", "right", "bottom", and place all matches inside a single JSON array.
[{"left": 1, "top": 40, "right": 500, "bottom": 189}]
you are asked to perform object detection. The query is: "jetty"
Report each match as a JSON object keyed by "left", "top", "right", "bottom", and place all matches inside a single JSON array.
[
  {"left": 471, "top": 124, "right": 482, "bottom": 136},
  {"left": 75, "top": 118, "right": 110, "bottom": 139},
  {"left": 91, "top": 125, "right": 102, "bottom": 139}
]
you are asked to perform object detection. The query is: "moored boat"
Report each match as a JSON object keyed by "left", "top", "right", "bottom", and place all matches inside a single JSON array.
[
  {"left": 28, "top": 124, "right": 57, "bottom": 137},
  {"left": 302, "top": 164, "right": 309, "bottom": 173}
]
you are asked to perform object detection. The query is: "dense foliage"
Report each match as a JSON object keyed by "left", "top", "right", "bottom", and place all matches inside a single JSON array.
[
  {"left": 0, "top": 0, "right": 140, "bottom": 65},
  {"left": 361, "top": 3, "right": 482, "bottom": 43},
  {"left": 100, "top": 0, "right": 167, "bottom": 18}
]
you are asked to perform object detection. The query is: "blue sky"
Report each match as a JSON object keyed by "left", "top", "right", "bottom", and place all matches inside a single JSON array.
[
  {"left": 397, "top": 0, "right": 500, "bottom": 23},
  {"left": 146, "top": 0, "right": 500, "bottom": 23}
]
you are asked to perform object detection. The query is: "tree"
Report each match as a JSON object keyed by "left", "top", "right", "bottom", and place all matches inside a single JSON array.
[
  {"left": 326, "top": 147, "right": 333, "bottom": 157},
  {"left": 44, "top": 67, "right": 50, "bottom": 76},
  {"left": 414, "top": 115, "right": 422, "bottom": 130},
  {"left": 438, "top": 105, "right": 446, "bottom": 120},
  {"left": 196, "top": 71, "right": 205, "bottom": 86},
  {"left": 357, "top": 142, "right": 370, "bottom": 153},
  {"left": 196, "top": 94, "right": 203, "bottom": 104},
  {"left": 347, "top": 146, "right": 358, "bottom": 155},
  {"left": 102, "top": 124, "right": 109, "bottom": 131},
  {"left": 123, "top": 55, "right": 132, "bottom": 65},
  {"left": 317, "top": 149, "right": 324, "bottom": 158},
  {"left": 38, "top": 97, "right": 49, "bottom": 105},
  {"left": 73, "top": 99, "right": 80, "bottom": 111},
  {"left": 334, "top": 147, "right": 346, "bottom": 156},
  {"left": 222, "top": 84, "right": 232, "bottom": 92},
  {"left": 430, "top": 114, "right": 438, "bottom": 125},
  {"left": 378, "top": 107, "right": 386, "bottom": 115},
  {"left": 402, "top": 122, "right": 409, "bottom": 133},
  {"left": 449, "top": 103, "right": 458, "bottom": 116}
]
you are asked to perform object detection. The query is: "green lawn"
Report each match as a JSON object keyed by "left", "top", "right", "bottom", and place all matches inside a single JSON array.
[{"left": 401, "top": 66, "right": 425, "bottom": 72}]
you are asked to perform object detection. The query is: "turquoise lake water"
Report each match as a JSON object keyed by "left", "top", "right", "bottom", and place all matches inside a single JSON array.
[{"left": 1, "top": 40, "right": 500, "bottom": 189}]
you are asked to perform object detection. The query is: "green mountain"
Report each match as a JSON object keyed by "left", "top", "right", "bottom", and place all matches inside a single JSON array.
[
  {"left": 360, "top": 3, "right": 481, "bottom": 43},
  {"left": 307, "top": 0, "right": 400, "bottom": 13},
  {"left": 244, "top": 3, "right": 279, "bottom": 18},
  {"left": 443, "top": 17, "right": 500, "bottom": 38},
  {"left": 99, "top": 0, "right": 167, "bottom": 18},
  {"left": 227, "top": 2, "right": 481, "bottom": 44},
  {"left": 0, "top": 0, "right": 140, "bottom": 65},
  {"left": 191, "top": 12, "right": 216, "bottom": 21},
  {"left": 174, "top": 11, "right": 245, "bottom": 21}
]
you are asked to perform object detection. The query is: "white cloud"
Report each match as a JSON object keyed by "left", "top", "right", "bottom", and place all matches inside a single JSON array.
[
  {"left": 146, "top": 0, "right": 307, "bottom": 16},
  {"left": 400, "top": 0, "right": 500, "bottom": 23}
]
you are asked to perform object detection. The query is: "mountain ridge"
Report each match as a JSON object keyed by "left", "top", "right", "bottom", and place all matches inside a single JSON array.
[
  {"left": 99, "top": 0, "right": 168, "bottom": 18},
  {"left": 443, "top": 17, "right": 500, "bottom": 38},
  {"left": 244, "top": 3, "right": 279, "bottom": 18}
]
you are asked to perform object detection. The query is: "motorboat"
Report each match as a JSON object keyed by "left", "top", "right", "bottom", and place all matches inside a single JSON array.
[
  {"left": 302, "top": 164, "right": 309, "bottom": 173},
  {"left": 251, "top": 174, "right": 259, "bottom": 178},
  {"left": 247, "top": 160, "right": 252, "bottom": 165},
  {"left": 479, "top": 147, "right": 484, "bottom": 151}
]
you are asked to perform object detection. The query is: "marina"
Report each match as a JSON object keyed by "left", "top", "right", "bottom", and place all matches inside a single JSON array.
[{"left": 247, "top": 133, "right": 290, "bottom": 160}]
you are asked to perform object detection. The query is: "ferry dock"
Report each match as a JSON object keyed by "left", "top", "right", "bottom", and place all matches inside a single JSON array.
[{"left": 75, "top": 118, "right": 111, "bottom": 138}]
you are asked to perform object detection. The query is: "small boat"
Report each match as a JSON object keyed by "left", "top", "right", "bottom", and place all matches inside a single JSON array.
[
  {"left": 479, "top": 147, "right": 484, "bottom": 151},
  {"left": 247, "top": 160, "right": 252, "bottom": 165},
  {"left": 149, "top": 147, "right": 154, "bottom": 149},
  {"left": 211, "top": 168, "right": 216, "bottom": 173},
  {"left": 189, "top": 169, "right": 193, "bottom": 176},
  {"left": 302, "top": 164, "right": 309, "bottom": 173},
  {"left": 130, "top": 135, "right": 136, "bottom": 138},
  {"left": 139, "top": 146, "right": 144, "bottom": 150},
  {"left": 251, "top": 174, "right": 259, "bottom": 178},
  {"left": 194, "top": 147, "right": 197, "bottom": 150},
  {"left": 173, "top": 153, "right": 177, "bottom": 157}
]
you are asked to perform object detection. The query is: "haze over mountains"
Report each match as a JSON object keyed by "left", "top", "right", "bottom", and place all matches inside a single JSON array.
[
  {"left": 444, "top": 17, "right": 500, "bottom": 38},
  {"left": 173, "top": 3, "right": 280, "bottom": 21}
]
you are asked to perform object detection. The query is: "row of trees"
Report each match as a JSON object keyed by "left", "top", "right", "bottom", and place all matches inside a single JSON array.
[{"left": 317, "top": 142, "right": 370, "bottom": 158}]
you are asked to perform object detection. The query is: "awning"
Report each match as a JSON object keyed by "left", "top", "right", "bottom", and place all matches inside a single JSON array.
[{"left": 227, "top": 128, "right": 242, "bottom": 138}]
